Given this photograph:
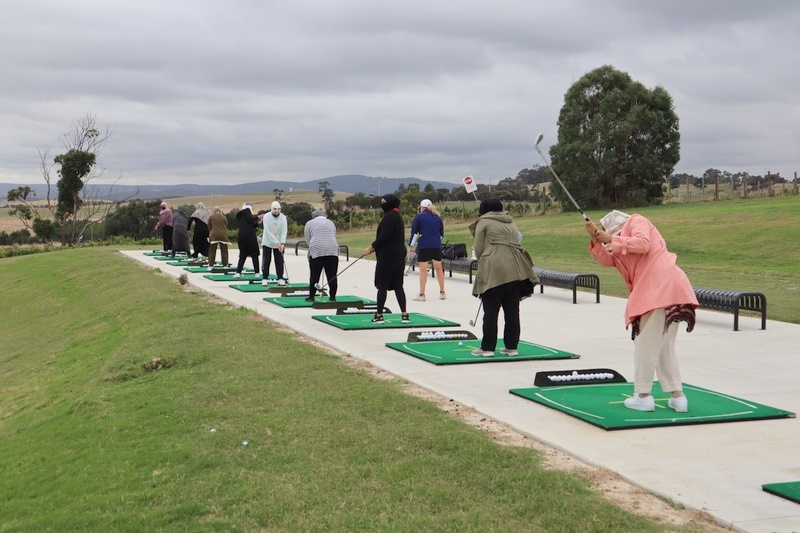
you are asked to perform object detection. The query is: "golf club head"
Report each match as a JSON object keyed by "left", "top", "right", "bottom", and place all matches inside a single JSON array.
[
  {"left": 314, "top": 283, "right": 323, "bottom": 290},
  {"left": 469, "top": 320, "right": 476, "bottom": 327},
  {"left": 535, "top": 133, "right": 544, "bottom": 147}
]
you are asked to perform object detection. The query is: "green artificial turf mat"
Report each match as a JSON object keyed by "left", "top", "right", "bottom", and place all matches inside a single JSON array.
[
  {"left": 312, "top": 312, "right": 459, "bottom": 330},
  {"left": 509, "top": 382, "right": 795, "bottom": 430},
  {"left": 166, "top": 260, "right": 206, "bottom": 266},
  {"left": 762, "top": 481, "right": 800, "bottom": 504},
  {"left": 228, "top": 281, "right": 302, "bottom": 292},
  {"left": 386, "top": 339, "right": 580, "bottom": 365},
  {"left": 264, "top": 295, "right": 375, "bottom": 308},
  {"left": 202, "top": 272, "right": 261, "bottom": 281}
]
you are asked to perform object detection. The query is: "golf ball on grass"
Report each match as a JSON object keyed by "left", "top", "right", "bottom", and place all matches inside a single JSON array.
[{"left": 458, "top": 342, "right": 463, "bottom": 346}]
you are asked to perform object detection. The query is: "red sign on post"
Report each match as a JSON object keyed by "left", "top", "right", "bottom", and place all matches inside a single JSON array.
[{"left": 463, "top": 175, "right": 477, "bottom": 193}]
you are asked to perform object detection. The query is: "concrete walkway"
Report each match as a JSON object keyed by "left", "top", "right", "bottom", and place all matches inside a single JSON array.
[{"left": 124, "top": 249, "right": 800, "bottom": 533}]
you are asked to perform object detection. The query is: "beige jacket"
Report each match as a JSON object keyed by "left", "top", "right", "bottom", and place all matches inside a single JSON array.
[{"left": 470, "top": 211, "right": 538, "bottom": 297}]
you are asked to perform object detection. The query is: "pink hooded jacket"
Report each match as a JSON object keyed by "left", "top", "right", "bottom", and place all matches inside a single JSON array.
[{"left": 588, "top": 214, "right": 698, "bottom": 327}]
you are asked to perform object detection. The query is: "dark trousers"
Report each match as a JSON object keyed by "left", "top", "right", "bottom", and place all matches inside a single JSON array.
[
  {"left": 480, "top": 280, "right": 524, "bottom": 351},
  {"left": 237, "top": 252, "right": 260, "bottom": 274},
  {"left": 207, "top": 243, "right": 228, "bottom": 266},
  {"left": 161, "top": 226, "right": 173, "bottom": 251},
  {"left": 262, "top": 246, "right": 285, "bottom": 279},
  {"left": 376, "top": 287, "right": 407, "bottom": 315},
  {"left": 308, "top": 255, "right": 339, "bottom": 298}
]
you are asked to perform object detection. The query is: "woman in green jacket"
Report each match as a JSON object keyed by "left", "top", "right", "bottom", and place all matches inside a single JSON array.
[{"left": 469, "top": 199, "right": 538, "bottom": 357}]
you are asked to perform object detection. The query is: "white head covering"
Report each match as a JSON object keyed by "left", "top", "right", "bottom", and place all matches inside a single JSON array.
[
  {"left": 271, "top": 201, "right": 281, "bottom": 214},
  {"left": 191, "top": 202, "right": 210, "bottom": 224},
  {"left": 599, "top": 210, "right": 631, "bottom": 235},
  {"left": 241, "top": 202, "right": 252, "bottom": 212},
  {"left": 420, "top": 199, "right": 432, "bottom": 208}
]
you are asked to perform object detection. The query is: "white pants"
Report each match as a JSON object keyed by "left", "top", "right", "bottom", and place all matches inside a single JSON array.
[{"left": 633, "top": 308, "right": 683, "bottom": 395}]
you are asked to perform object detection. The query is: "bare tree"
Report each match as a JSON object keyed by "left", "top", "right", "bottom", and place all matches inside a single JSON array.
[{"left": 7, "top": 113, "right": 136, "bottom": 244}]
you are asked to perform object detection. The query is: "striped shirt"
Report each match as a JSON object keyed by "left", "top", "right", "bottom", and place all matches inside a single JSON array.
[{"left": 304, "top": 216, "right": 339, "bottom": 259}]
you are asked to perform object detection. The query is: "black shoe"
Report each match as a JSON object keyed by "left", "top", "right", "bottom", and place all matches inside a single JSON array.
[
  {"left": 371, "top": 314, "right": 385, "bottom": 324},
  {"left": 304, "top": 296, "right": 315, "bottom": 302},
  {"left": 329, "top": 296, "right": 337, "bottom": 302},
  {"left": 401, "top": 313, "right": 410, "bottom": 324}
]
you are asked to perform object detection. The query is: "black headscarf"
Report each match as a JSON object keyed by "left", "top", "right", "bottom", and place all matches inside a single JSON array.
[
  {"left": 479, "top": 198, "right": 503, "bottom": 215},
  {"left": 381, "top": 193, "right": 401, "bottom": 212}
]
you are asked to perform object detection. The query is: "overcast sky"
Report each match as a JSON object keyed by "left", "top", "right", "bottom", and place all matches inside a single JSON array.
[{"left": 2, "top": 0, "right": 799, "bottom": 188}]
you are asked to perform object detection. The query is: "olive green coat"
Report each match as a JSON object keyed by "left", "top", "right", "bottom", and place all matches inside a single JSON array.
[{"left": 470, "top": 211, "right": 538, "bottom": 297}]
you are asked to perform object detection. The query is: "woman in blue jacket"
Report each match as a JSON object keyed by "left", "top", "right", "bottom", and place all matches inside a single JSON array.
[{"left": 407, "top": 199, "right": 446, "bottom": 300}]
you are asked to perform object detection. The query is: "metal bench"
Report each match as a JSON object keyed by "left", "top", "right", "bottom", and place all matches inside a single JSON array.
[
  {"left": 407, "top": 254, "right": 479, "bottom": 283},
  {"left": 292, "top": 240, "right": 350, "bottom": 261},
  {"left": 533, "top": 267, "right": 600, "bottom": 304},
  {"left": 693, "top": 287, "right": 767, "bottom": 331}
]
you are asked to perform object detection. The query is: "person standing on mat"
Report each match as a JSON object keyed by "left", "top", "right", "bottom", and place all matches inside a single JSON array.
[
  {"left": 304, "top": 209, "right": 339, "bottom": 301},
  {"left": 188, "top": 202, "right": 211, "bottom": 260},
  {"left": 408, "top": 199, "right": 446, "bottom": 301},
  {"left": 585, "top": 210, "right": 698, "bottom": 413},
  {"left": 206, "top": 206, "right": 230, "bottom": 269},
  {"left": 261, "top": 201, "right": 288, "bottom": 286},
  {"left": 363, "top": 194, "right": 409, "bottom": 324},
  {"left": 469, "top": 198, "right": 538, "bottom": 357},
  {"left": 154, "top": 201, "right": 173, "bottom": 253},
  {"left": 170, "top": 205, "right": 192, "bottom": 258},
  {"left": 233, "top": 202, "right": 260, "bottom": 278}
]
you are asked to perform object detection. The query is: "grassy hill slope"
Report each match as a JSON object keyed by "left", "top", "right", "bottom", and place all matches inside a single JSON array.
[{"left": 0, "top": 248, "right": 701, "bottom": 531}]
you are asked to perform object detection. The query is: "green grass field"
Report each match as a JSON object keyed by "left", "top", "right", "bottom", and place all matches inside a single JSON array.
[
  {"left": 0, "top": 248, "right": 717, "bottom": 532},
  {"left": 337, "top": 196, "right": 800, "bottom": 324}
]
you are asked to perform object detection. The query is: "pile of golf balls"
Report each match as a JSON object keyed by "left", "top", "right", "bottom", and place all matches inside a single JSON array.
[
  {"left": 548, "top": 371, "right": 615, "bottom": 383},
  {"left": 418, "top": 331, "right": 470, "bottom": 340},
  {"left": 287, "top": 290, "right": 310, "bottom": 296},
  {"left": 343, "top": 307, "right": 372, "bottom": 314}
]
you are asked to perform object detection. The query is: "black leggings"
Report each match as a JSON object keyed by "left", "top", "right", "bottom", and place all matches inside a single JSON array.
[
  {"left": 262, "top": 246, "right": 285, "bottom": 279},
  {"left": 376, "top": 287, "right": 407, "bottom": 315},
  {"left": 308, "top": 255, "right": 338, "bottom": 298}
]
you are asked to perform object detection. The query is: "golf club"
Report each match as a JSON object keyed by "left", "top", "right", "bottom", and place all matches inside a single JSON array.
[
  {"left": 405, "top": 233, "right": 419, "bottom": 276},
  {"left": 468, "top": 299, "right": 483, "bottom": 327},
  {"left": 314, "top": 253, "right": 366, "bottom": 290},
  {"left": 281, "top": 251, "right": 289, "bottom": 280},
  {"left": 534, "top": 133, "right": 590, "bottom": 221}
]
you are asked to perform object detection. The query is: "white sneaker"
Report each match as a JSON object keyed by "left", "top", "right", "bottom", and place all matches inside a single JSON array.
[
  {"left": 471, "top": 349, "right": 494, "bottom": 357},
  {"left": 499, "top": 348, "right": 518, "bottom": 356},
  {"left": 232, "top": 273, "right": 241, "bottom": 278},
  {"left": 624, "top": 394, "right": 655, "bottom": 412},
  {"left": 207, "top": 266, "right": 214, "bottom": 271},
  {"left": 261, "top": 280, "right": 270, "bottom": 286},
  {"left": 439, "top": 292, "right": 446, "bottom": 300},
  {"left": 668, "top": 396, "right": 689, "bottom": 413},
  {"left": 277, "top": 278, "right": 287, "bottom": 286},
  {"left": 412, "top": 294, "right": 426, "bottom": 301}
]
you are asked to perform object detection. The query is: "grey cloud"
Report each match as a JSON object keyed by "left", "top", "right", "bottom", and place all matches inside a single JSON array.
[{"left": 1, "top": 0, "right": 798, "bottom": 186}]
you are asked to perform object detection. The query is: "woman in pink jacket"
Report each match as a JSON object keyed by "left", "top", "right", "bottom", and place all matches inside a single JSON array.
[{"left": 585, "top": 211, "right": 698, "bottom": 413}]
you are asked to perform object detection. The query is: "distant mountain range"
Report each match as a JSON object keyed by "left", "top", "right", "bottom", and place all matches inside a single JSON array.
[{"left": 1, "top": 174, "right": 462, "bottom": 202}]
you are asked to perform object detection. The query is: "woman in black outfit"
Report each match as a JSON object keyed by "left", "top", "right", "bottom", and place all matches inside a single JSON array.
[
  {"left": 233, "top": 203, "right": 261, "bottom": 277},
  {"left": 363, "top": 194, "right": 409, "bottom": 324}
]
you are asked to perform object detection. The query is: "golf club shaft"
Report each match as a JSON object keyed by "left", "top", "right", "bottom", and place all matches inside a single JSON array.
[
  {"left": 469, "top": 299, "right": 483, "bottom": 327},
  {"left": 534, "top": 138, "right": 589, "bottom": 221},
  {"left": 316, "top": 253, "right": 365, "bottom": 290}
]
